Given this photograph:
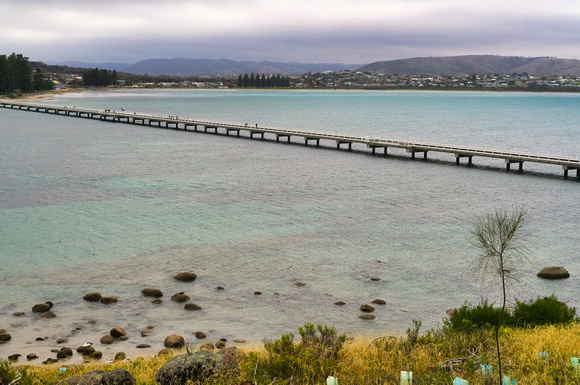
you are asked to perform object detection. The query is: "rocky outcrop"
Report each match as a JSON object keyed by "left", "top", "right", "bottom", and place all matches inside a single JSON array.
[
  {"left": 63, "top": 369, "right": 135, "bottom": 385},
  {"left": 164, "top": 334, "right": 185, "bottom": 348},
  {"left": 174, "top": 272, "right": 197, "bottom": 282},
  {"left": 537, "top": 266, "right": 570, "bottom": 279},
  {"left": 155, "top": 348, "right": 238, "bottom": 385}
]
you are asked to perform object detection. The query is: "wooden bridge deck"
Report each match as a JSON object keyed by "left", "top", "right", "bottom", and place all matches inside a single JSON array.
[{"left": 2, "top": 100, "right": 579, "bottom": 178}]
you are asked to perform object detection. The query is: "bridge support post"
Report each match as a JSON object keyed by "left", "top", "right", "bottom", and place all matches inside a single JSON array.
[
  {"left": 563, "top": 166, "right": 579, "bottom": 179},
  {"left": 506, "top": 159, "right": 524, "bottom": 172},
  {"left": 455, "top": 154, "right": 473, "bottom": 165}
]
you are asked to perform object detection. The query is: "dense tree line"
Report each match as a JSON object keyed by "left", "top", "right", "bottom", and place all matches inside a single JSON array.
[
  {"left": 0, "top": 53, "right": 53, "bottom": 93},
  {"left": 82, "top": 68, "right": 118, "bottom": 87},
  {"left": 237, "top": 73, "right": 290, "bottom": 88}
]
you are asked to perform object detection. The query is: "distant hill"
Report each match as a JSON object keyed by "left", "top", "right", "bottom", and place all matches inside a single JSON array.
[
  {"left": 358, "top": 55, "right": 580, "bottom": 76},
  {"left": 124, "top": 58, "right": 360, "bottom": 76},
  {"left": 46, "top": 61, "right": 132, "bottom": 72}
]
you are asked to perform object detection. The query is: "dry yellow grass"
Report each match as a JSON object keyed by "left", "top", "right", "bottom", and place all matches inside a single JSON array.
[{"left": 9, "top": 324, "right": 580, "bottom": 384}]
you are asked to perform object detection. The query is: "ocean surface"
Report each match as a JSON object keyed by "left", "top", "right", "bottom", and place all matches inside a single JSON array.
[{"left": 1, "top": 89, "right": 579, "bottom": 362}]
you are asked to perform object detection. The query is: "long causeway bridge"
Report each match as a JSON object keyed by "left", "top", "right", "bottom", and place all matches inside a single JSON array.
[{"left": 2, "top": 100, "right": 579, "bottom": 179}]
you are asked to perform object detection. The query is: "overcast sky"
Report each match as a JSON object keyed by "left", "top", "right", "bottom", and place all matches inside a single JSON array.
[{"left": 1, "top": 0, "right": 579, "bottom": 65}]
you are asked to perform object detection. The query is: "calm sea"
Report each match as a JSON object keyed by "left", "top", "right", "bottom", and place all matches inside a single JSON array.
[{"left": 1, "top": 89, "right": 579, "bottom": 362}]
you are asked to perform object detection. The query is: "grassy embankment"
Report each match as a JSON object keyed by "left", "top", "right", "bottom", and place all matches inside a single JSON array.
[{"left": 4, "top": 322, "right": 580, "bottom": 384}]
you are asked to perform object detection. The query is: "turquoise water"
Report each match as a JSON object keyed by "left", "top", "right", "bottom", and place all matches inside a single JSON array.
[{"left": 0, "top": 90, "right": 578, "bottom": 362}]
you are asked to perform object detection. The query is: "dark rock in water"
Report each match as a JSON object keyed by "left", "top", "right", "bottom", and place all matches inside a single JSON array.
[
  {"left": 35, "top": 337, "right": 45, "bottom": 341},
  {"left": 164, "top": 334, "right": 185, "bottom": 348},
  {"left": 78, "top": 345, "right": 96, "bottom": 356},
  {"left": 13, "top": 311, "right": 25, "bottom": 317},
  {"left": 141, "top": 329, "right": 153, "bottom": 337},
  {"left": 45, "top": 301, "right": 54, "bottom": 308},
  {"left": 110, "top": 326, "right": 127, "bottom": 339},
  {"left": 360, "top": 304, "right": 375, "bottom": 313},
  {"left": 171, "top": 292, "right": 190, "bottom": 302},
  {"left": 334, "top": 301, "right": 346, "bottom": 306},
  {"left": 142, "top": 288, "right": 163, "bottom": 298},
  {"left": 27, "top": 353, "right": 38, "bottom": 360},
  {"left": 91, "top": 351, "right": 103, "bottom": 360},
  {"left": 370, "top": 277, "right": 381, "bottom": 281},
  {"left": 253, "top": 291, "right": 262, "bottom": 295},
  {"left": 174, "top": 272, "right": 197, "bottom": 282},
  {"left": 537, "top": 266, "right": 570, "bottom": 279},
  {"left": 115, "top": 352, "right": 126, "bottom": 361},
  {"left": 101, "top": 369, "right": 136, "bottom": 385},
  {"left": 40, "top": 311, "right": 56, "bottom": 318},
  {"left": 195, "top": 331, "right": 207, "bottom": 339},
  {"left": 101, "top": 335, "right": 114, "bottom": 344},
  {"left": 32, "top": 303, "right": 52, "bottom": 313},
  {"left": 0, "top": 332, "right": 12, "bottom": 343},
  {"left": 184, "top": 302, "right": 202, "bottom": 311},
  {"left": 216, "top": 286, "right": 225, "bottom": 290},
  {"left": 155, "top": 348, "right": 238, "bottom": 385},
  {"left": 43, "top": 358, "right": 59, "bottom": 364},
  {"left": 295, "top": 282, "right": 307, "bottom": 287},
  {"left": 371, "top": 299, "right": 386, "bottom": 305},
  {"left": 359, "top": 314, "right": 376, "bottom": 320},
  {"left": 57, "top": 350, "right": 68, "bottom": 359},
  {"left": 83, "top": 292, "right": 102, "bottom": 302},
  {"left": 101, "top": 296, "right": 118, "bottom": 304},
  {"left": 215, "top": 340, "right": 226, "bottom": 349},
  {"left": 137, "top": 344, "right": 151, "bottom": 348},
  {"left": 64, "top": 370, "right": 105, "bottom": 385},
  {"left": 61, "top": 346, "right": 73, "bottom": 356},
  {"left": 8, "top": 354, "right": 21, "bottom": 361}
]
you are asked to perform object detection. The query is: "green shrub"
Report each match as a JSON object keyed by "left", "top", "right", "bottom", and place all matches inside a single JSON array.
[
  {"left": 445, "top": 299, "right": 513, "bottom": 332},
  {"left": 251, "top": 323, "right": 346, "bottom": 384},
  {"left": 0, "top": 360, "right": 32, "bottom": 385},
  {"left": 513, "top": 295, "right": 577, "bottom": 326}
]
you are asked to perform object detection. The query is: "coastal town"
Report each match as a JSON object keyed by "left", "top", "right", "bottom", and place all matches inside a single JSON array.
[{"left": 49, "top": 69, "right": 580, "bottom": 91}]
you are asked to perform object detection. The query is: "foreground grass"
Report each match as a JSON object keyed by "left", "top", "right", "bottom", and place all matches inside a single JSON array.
[{"left": 8, "top": 323, "right": 580, "bottom": 384}]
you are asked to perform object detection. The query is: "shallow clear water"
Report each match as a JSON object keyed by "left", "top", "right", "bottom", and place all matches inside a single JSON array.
[{"left": 0, "top": 90, "right": 578, "bottom": 362}]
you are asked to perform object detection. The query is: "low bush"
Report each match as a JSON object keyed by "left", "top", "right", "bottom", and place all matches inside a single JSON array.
[{"left": 513, "top": 294, "right": 577, "bottom": 326}]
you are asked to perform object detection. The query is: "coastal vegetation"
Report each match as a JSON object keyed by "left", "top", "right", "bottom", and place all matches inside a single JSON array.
[
  {"left": 2, "top": 313, "right": 579, "bottom": 384},
  {"left": 0, "top": 53, "right": 54, "bottom": 95}
]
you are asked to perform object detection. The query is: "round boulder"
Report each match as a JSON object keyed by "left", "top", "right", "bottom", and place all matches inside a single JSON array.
[
  {"left": 184, "top": 302, "right": 202, "bottom": 311},
  {"left": 115, "top": 352, "right": 126, "bottom": 361},
  {"left": 101, "top": 335, "right": 115, "bottom": 345},
  {"left": 195, "top": 331, "right": 207, "bottom": 339},
  {"left": 174, "top": 272, "right": 197, "bottom": 282},
  {"left": 0, "top": 332, "right": 12, "bottom": 343},
  {"left": 83, "top": 292, "right": 102, "bottom": 302},
  {"left": 371, "top": 299, "right": 386, "bottom": 305},
  {"left": 537, "top": 266, "right": 570, "bottom": 279},
  {"left": 32, "top": 303, "right": 52, "bottom": 313},
  {"left": 164, "top": 334, "right": 185, "bottom": 349},
  {"left": 40, "top": 311, "right": 56, "bottom": 318},
  {"left": 60, "top": 346, "right": 73, "bottom": 356},
  {"left": 142, "top": 288, "right": 163, "bottom": 298},
  {"left": 360, "top": 304, "right": 375, "bottom": 313},
  {"left": 171, "top": 292, "right": 190, "bottom": 302},
  {"left": 110, "top": 327, "right": 127, "bottom": 339},
  {"left": 155, "top": 349, "right": 238, "bottom": 385},
  {"left": 101, "top": 296, "right": 118, "bottom": 304}
]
